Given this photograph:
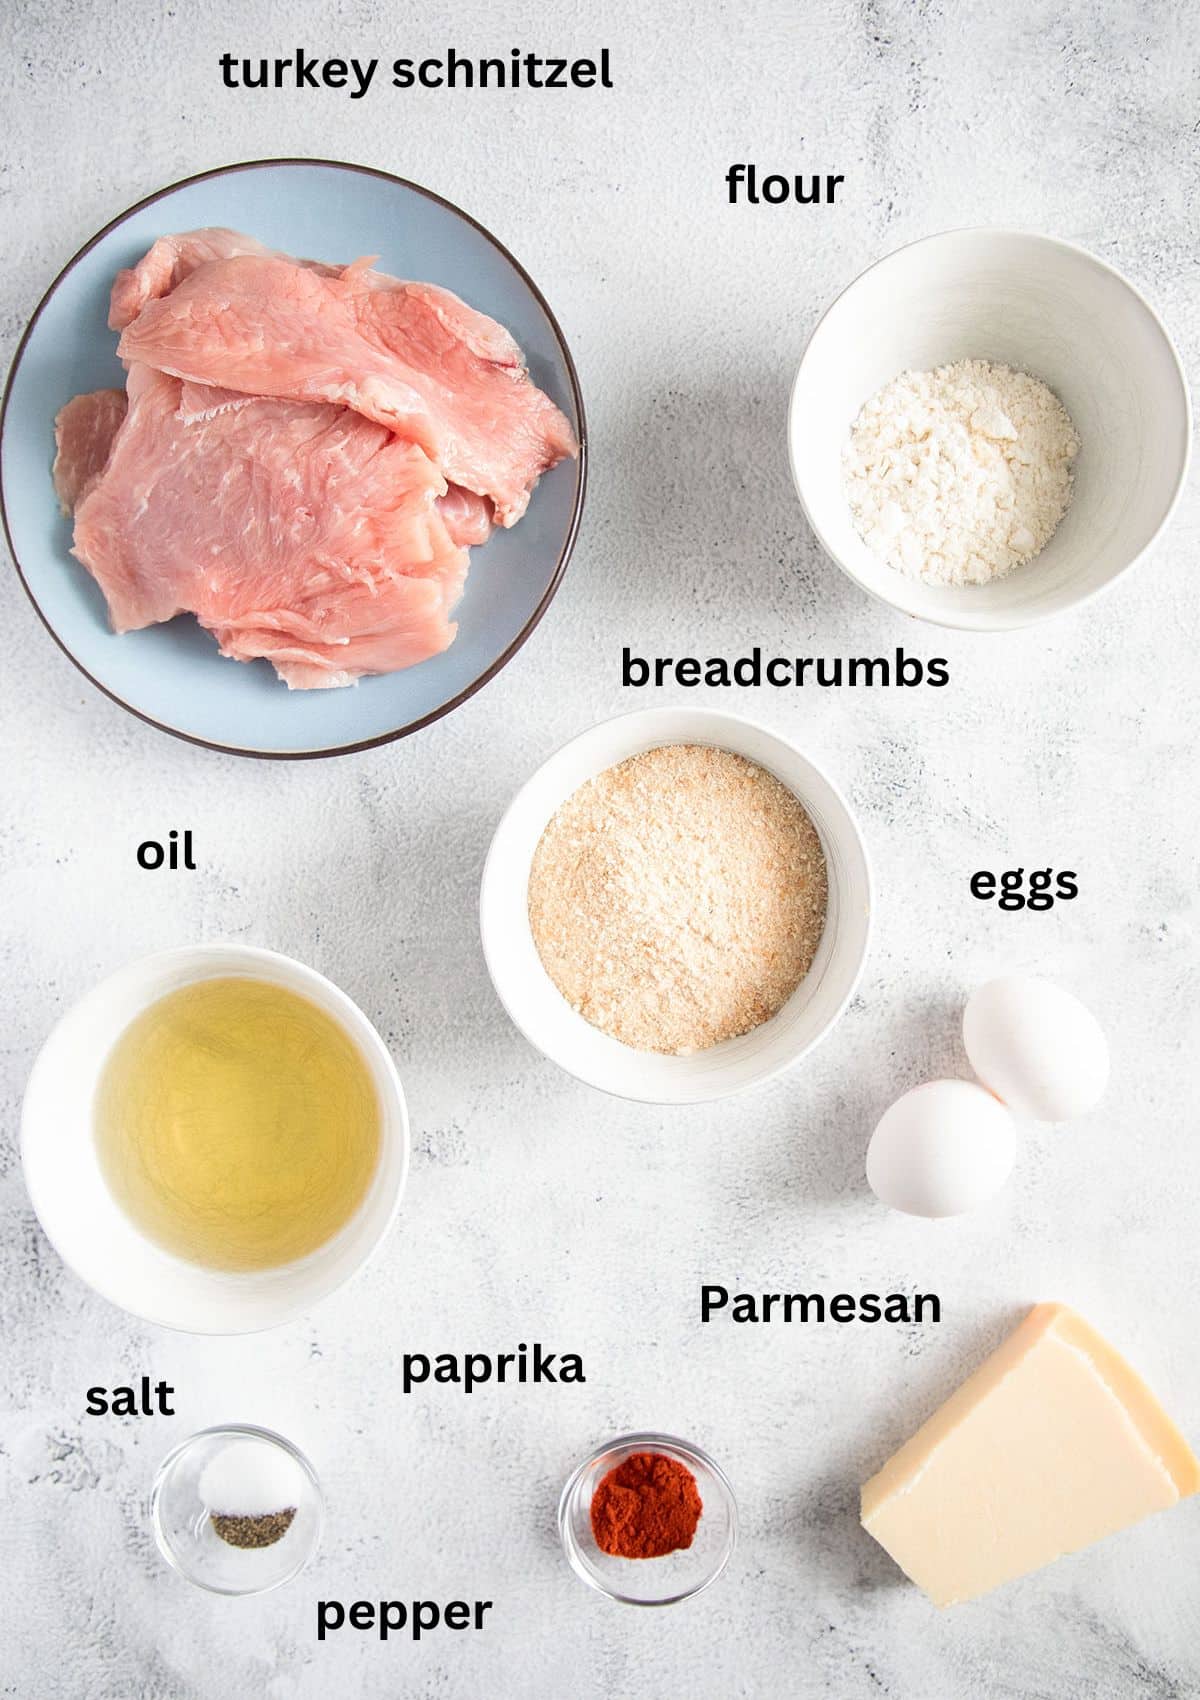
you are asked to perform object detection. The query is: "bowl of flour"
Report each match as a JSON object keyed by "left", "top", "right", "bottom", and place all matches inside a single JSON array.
[{"left": 788, "top": 229, "right": 1190, "bottom": 630}]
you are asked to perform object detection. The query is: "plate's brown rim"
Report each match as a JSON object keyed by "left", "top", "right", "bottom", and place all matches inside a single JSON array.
[{"left": 0, "top": 155, "right": 588, "bottom": 762}]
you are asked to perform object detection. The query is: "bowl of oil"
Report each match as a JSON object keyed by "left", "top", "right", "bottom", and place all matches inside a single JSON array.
[{"left": 21, "top": 944, "right": 408, "bottom": 1333}]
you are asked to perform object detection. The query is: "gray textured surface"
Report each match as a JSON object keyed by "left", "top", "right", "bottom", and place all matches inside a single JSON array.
[{"left": 2, "top": 0, "right": 1199, "bottom": 1695}]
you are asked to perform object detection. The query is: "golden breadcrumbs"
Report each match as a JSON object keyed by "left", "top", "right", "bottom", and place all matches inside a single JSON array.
[{"left": 527, "top": 743, "right": 828, "bottom": 1054}]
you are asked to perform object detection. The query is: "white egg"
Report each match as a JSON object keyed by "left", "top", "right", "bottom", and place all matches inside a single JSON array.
[
  {"left": 866, "top": 1079, "right": 1017, "bottom": 1218},
  {"left": 962, "top": 976, "right": 1108, "bottom": 1122}
]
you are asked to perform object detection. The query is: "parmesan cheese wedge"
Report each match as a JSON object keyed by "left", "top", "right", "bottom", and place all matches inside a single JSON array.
[{"left": 861, "top": 1303, "right": 1199, "bottom": 1606}]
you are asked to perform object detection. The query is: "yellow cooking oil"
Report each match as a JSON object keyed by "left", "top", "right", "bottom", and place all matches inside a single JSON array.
[{"left": 94, "top": 976, "right": 381, "bottom": 1272}]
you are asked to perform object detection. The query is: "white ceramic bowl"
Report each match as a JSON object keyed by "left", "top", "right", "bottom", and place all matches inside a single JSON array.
[
  {"left": 21, "top": 944, "right": 409, "bottom": 1334},
  {"left": 480, "top": 708, "right": 871, "bottom": 1104},
  {"left": 789, "top": 228, "right": 1191, "bottom": 630}
]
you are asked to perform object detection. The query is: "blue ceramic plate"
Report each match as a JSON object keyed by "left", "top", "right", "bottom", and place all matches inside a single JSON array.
[{"left": 1, "top": 159, "right": 586, "bottom": 757}]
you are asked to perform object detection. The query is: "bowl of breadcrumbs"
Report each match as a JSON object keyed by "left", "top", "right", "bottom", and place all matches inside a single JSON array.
[{"left": 480, "top": 708, "right": 871, "bottom": 1104}]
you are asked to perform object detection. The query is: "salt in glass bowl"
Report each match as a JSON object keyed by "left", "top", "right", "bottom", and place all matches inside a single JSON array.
[
  {"left": 152, "top": 1424, "right": 323, "bottom": 1596},
  {"left": 558, "top": 1432, "right": 738, "bottom": 1606}
]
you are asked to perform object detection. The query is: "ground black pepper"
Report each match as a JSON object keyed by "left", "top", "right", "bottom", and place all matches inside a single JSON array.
[{"left": 210, "top": 1507, "right": 296, "bottom": 1549}]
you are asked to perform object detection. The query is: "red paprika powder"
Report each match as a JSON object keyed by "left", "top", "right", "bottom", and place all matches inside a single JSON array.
[{"left": 590, "top": 1451, "right": 703, "bottom": 1558}]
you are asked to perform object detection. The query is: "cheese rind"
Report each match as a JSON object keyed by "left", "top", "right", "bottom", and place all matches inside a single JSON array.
[{"left": 861, "top": 1303, "right": 1198, "bottom": 1607}]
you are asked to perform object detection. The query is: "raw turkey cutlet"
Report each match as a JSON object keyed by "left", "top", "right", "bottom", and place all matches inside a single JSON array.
[
  {"left": 69, "top": 366, "right": 466, "bottom": 689},
  {"left": 53, "top": 388, "right": 128, "bottom": 513},
  {"left": 117, "top": 253, "right": 574, "bottom": 524},
  {"left": 107, "top": 228, "right": 274, "bottom": 331},
  {"left": 53, "top": 226, "right": 577, "bottom": 689}
]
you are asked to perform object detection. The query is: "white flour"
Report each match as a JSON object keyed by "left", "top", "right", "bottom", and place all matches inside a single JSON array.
[{"left": 842, "top": 360, "right": 1080, "bottom": 587}]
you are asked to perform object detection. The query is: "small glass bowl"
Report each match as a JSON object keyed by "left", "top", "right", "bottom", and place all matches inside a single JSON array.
[
  {"left": 151, "top": 1424, "right": 323, "bottom": 1596},
  {"left": 558, "top": 1432, "right": 737, "bottom": 1606}
]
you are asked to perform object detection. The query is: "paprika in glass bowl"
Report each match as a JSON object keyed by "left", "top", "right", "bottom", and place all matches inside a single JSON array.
[{"left": 558, "top": 1432, "right": 738, "bottom": 1606}]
